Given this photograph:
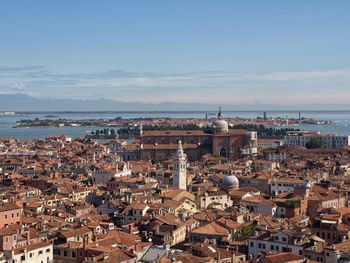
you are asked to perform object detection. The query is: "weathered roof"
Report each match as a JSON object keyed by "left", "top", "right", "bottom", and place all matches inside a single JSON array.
[{"left": 192, "top": 222, "right": 229, "bottom": 236}]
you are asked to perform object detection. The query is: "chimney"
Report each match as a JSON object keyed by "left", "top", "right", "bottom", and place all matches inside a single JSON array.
[
  {"left": 83, "top": 235, "right": 89, "bottom": 256},
  {"left": 26, "top": 231, "right": 30, "bottom": 243},
  {"left": 231, "top": 252, "right": 235, "bottom": 263},
  {"left": 216, "top": 251, "right": 221, "bottom": 262}
]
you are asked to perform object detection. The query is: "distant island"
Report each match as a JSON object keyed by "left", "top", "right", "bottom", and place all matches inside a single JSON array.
[
  {"left": 15, "top": 118, "right": 104, "bottom": 128},
  {"left": 15, "top": 114, "right": 332, "bottom": 129}
]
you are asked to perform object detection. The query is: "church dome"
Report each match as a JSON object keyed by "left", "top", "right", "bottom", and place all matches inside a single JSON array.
[
  {"left": 213, "top": 108, "right": 229, "bottom": 132},
  {"left": 213, "top": 119, "right": 229, "bottom": 132},
  {"left": 222, "top": 175, "right": 239, "bottom": 189}
]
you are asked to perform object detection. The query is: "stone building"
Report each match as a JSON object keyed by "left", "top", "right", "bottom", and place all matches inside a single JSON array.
[{"left": 140, "top": 109, "right": 257, "bottom": 162}]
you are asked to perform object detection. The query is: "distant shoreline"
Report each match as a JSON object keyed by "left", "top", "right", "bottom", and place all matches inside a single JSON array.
[{"left": 6, "top": 110, "right": 350, "bottom": 115}]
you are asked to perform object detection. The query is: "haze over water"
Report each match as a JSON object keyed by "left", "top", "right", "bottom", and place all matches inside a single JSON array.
[{"left": 1, "top": 111, "right": 350, "bottom": 140}]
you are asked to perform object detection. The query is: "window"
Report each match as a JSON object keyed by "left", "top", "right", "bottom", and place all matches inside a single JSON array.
[
  {"left": 5, "top": 237, "right": 9, "bottom": 243},
  {"left": 282, "top": 247, "right": 291, "bottom": 252},
  {"left": 46, "top": 249, "right": 50, "bottom": 253},
  {"left": 270, "top": 245, "right": 274, "bottom": 250},
  {"left": 276, "top": 246, "right": 279, "bottom": 251},
  {"left": 5, "top": 214, "right": 7, "bottom": 219},
  {"left": 326, "top": 252, "right": 330, "bottom": 257},
  {"left": 38, "top": 250, "right": 43, "bottom": 255},
  {"left": 258, "top": 243, "right": 261, "bottom": 248},
  {"left": 299, "top": 250, "right": 303, "bottom": 255},
  {"left": 250, "top": 242, "right": 254, "bottom": 247},
  {"left": 282, "top": 237, "right": 287, "bottom": 242}
]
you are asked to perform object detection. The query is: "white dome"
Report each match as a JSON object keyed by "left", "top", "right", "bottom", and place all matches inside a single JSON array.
[
  {"left": 213, "top": 119, "right": 229, "bottom": 132},
  {"left": 213, "top": 108, "right": 228, "bottom": 132},
  {"left": 222, "top": 175, "right": 239, "bottom": 188}
]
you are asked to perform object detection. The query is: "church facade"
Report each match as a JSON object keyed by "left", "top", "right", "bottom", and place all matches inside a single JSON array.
[{"left": 140, "top": 110, "right": 258, "bottom": 162}]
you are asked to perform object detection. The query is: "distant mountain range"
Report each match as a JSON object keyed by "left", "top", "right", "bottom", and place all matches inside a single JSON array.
[{"left": 0, "top": 93, "right": 349, "bottom": 112}]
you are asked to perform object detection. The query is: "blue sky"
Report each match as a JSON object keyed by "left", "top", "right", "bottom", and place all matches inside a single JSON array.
[{"left": 0, "top": 0, "right": 350, "bottom": 105}]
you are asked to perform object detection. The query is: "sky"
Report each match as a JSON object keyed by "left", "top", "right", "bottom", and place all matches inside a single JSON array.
[{"left": 0, "top": 0, "right": 350, "bottom": 106}]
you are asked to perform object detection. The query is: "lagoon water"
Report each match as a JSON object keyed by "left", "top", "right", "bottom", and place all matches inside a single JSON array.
[{"left": 1, "top": 111, "right": 350, "bottom": 140}]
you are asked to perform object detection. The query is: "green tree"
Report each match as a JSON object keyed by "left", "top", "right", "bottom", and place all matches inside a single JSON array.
[
  {"left": 306, "top": 137, "right": 324, "bottom": 149},
  {"left": 236, "top": 223, "right": 257, "bottom": 240}
]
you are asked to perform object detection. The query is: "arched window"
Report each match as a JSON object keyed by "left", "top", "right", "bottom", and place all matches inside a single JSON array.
[{"left": 219, "top": 147, "right": 227, "bottom": 157}]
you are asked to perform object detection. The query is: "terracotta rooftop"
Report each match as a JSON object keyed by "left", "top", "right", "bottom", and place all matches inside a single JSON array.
[
  {"left": 259, "top": 252, "right": 304, "bottom": 263},
  {"left": 0, "top": 202, "right": 21, "bottom": 212},
  {"left": 192, "top": 221, "right": 229, "bottom": 236}
]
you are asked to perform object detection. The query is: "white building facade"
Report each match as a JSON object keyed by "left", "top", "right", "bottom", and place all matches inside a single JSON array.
[
  {"left": 92, "top": 163, "right": 131, "bottom": 185},
  {"left": 284, "top": 132, "right": 350, "bottom": 149}
]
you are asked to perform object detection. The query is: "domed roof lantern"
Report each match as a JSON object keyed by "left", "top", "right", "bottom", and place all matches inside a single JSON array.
[
  {"left": 218, "top": 106, "right": 223, "bottom": 120},
  {"left": 213, "top": 106, "right": 229, "bottom": 132}
]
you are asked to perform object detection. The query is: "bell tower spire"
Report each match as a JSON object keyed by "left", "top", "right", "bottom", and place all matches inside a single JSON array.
[
  {"left": 140, "top": 121, "right": 143, "bottom": 136},
  {"left": 172, "top": 140, "right": 187, "bottom": 190}
]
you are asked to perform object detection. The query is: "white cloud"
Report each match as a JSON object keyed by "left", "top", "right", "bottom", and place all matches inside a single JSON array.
[
  {"left": 11, "top": 83, "right": 26, "bottom": 91},
  {"left": 1, "top": 65, "right": 350, "bottom": 104}
]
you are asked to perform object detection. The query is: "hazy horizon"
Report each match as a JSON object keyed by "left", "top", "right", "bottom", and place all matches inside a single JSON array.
[{"left": 2, "top": 93, "right": 350, "bottom": 112}]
